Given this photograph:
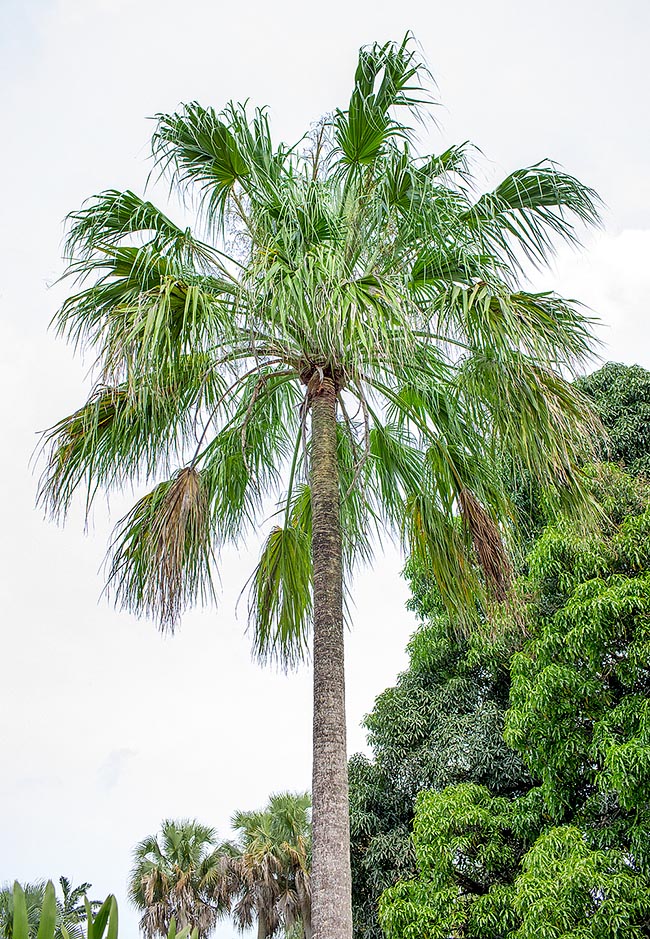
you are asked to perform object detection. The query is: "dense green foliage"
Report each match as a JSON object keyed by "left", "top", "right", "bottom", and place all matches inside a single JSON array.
[
  {"left": 0, "top": 880, "right": 100, "bottom": 939},
  {"left": 6, "top": 882, "right": 196, "bottom": 939},
  {"left": 349, "top": 609, "right": 528, "bottom": 938},
  {"left": 349, "top": 530, "right": 530, "bottom": 938},
  {"left": 378, "top": 465, "right": 650, "bottom": 938},
  {"left": 349, "top": 362, "right": 650, "bottom": 938},
  {"left": 577, "top": 363, "right": 650, "bottom": 476}
]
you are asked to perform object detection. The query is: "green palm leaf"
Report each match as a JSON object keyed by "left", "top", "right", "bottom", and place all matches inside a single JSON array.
[
  {"left": 152, "top": 103, "right": 250, "bottom": 221},
  {"left": 40, "top": 34, "right": 604, "bottom": 639},
  {"left": 249, "top": 486, "right": 312, "bottom": 667},
  {"left": 464, "top": 161, "right": 601, "bottom": 268},
  {"left": 334, "top": 36, "right": 432, "bottom": 167}
]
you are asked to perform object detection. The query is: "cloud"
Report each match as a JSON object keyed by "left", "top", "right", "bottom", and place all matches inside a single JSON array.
[
  {"left": 97, "top": 749, "right": 137, "bottom": 791},
  {"left": 532, "top": 229, "right": 650, "bottom": 371}
]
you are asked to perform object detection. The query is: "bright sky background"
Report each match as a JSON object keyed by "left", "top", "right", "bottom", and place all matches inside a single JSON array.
[{"left": 1, "top": 1, "right": 649, "bottom": 936}]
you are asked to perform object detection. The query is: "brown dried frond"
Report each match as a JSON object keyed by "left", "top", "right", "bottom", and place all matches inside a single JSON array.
[
  {"left": 458, "top": 488, "right": 512, "bottom": 602},
  {"left": 152, "top": 467, "right": 210, "bottom": 629}
]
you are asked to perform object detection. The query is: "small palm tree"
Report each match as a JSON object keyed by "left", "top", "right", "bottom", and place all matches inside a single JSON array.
[
  {"left": 0, "top": 883, "right": 45, "bottom": 939},
  {"left": 57, "top": 878, "right": 99, "bottom": 939},
  {"left": 40, "top": 37, "right": 601, "bottom": 939},
  {"left": 221, "top": 792, "right": 311, "bottom": 939},
  {"left": 129, "top": 820, "right": 226, "bottom": 939},
  {"left": 0, "top": 879, "right": 98, "bottom": 939}
]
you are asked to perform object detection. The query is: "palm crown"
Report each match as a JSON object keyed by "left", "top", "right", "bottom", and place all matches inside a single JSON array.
[
  {"left": 41, "top": 37, "right": 598, "bottom": 649},
  {"left": 129, "top": 820, "right": 224, "bottom": 939},
  {"left": 224, "top": 792, "right": 312, "bottom": 938}
]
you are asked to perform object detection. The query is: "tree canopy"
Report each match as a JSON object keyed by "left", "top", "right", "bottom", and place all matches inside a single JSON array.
[
  {"left": 377, "top": 463, "right": 650, "bottom": 938},
  {"left": 349, "top": 596, "right": 527, "bottom": 938},
  {"left": 221, "top": 791, "right": 312, "bottom": 938},
  {"left": 129, "top": 794, "right": 312, "bottom": 939},
  {"left": 352, "top": 366, "right": 650, "bottom": 938},
  {"left": 39, "top": 36, "right": 602, "bottom": 640},
  {"left": 576, "top": 362, "right": 650, "bottom": 477},
  {"left": 129, "top": 819, "right": 226, "bottom": 939}
]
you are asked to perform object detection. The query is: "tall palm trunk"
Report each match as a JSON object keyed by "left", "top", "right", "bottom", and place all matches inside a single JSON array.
[{"left": 309, "top": 376, "right": 352, "bottom": 939}]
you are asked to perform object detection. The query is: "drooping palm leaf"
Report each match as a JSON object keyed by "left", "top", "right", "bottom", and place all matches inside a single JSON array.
[{"left": 464, "top": 161, "right": 601, "bottom": 269}]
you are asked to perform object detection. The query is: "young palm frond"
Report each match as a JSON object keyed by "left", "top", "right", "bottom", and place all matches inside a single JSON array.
[{"left": 333, "top": 36, "right": 433, "bottom": 168}]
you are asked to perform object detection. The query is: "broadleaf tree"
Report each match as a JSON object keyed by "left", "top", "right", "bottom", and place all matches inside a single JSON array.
[
  {"left": 39, "top": 37, "right": 601, "bottom": 939},
  {"left": 576, "top": 361, "right": 650, "bottom": 476},
  {"left": 348, "top": 584, "right": 528, "bottom": 938},
  {"left": 378, "top": 464, "right": 650, "bottom": 939},
  {"left": 350, "top": 365, "right": 650, "bottom": 937}
]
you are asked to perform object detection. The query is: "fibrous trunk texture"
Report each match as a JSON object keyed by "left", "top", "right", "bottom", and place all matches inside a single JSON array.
[{"left": 309, "top": 377, "right": 352, "bottom": 939}]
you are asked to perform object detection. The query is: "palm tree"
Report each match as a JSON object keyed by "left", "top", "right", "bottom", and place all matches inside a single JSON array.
[
  {"left": 39, "top": 36, "right": 602, "bottom": 939},
  {"left": 0, "top": 879, "right": 98, "bottom": 939},
  {"left": 128, "top": 820, "right": 226, "bottom": 938},
  {"left": 0, "top": 883, "right": 46, "bottom": 939},
  {"left": 220, "top": 792, "right": 312, "bottom": 939}
]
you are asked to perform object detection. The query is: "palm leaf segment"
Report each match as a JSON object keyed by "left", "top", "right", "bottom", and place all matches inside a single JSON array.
[{"left": 39, "top": 37, "right": 601, "bottom": 660}]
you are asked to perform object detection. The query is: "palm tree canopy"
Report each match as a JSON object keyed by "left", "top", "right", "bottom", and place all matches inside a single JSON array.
[
  {"left": 129, "top": 820, "right": 227, "bottom": 939},
  {"left": 39, "top": 35, "right": 601, "bottom": 660},
  {"left": 223, "top": 792, "right": 312, "bottom": 938},
  {"left": 232, "top": 791, "right": 311, "bottom": 869}
]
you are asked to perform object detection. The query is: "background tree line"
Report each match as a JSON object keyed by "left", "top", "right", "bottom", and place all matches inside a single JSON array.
[
  {"left": 349, "top": 361, "right": 650, "bottom": 939},
  {"left": 129, "top": 793, "right": 311, "bottom": 939},
  {"left": 2, "top": 793, "right": 311, "bottom": 939}
]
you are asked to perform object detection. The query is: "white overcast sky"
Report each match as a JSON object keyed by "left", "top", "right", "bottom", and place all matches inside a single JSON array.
[{"left": 1, "top": 1, "right": 649, "bottom": 936}]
